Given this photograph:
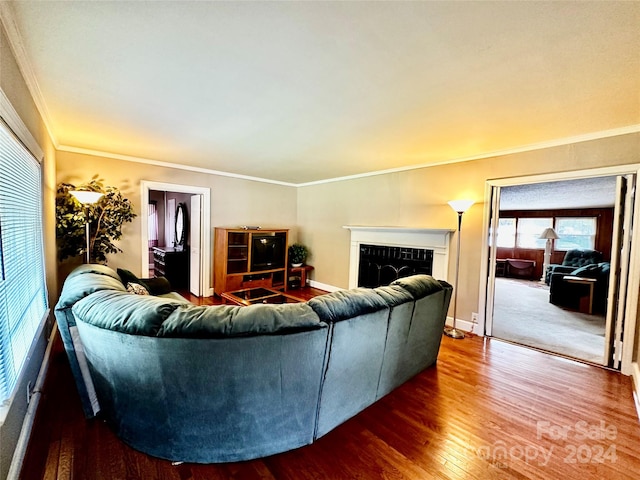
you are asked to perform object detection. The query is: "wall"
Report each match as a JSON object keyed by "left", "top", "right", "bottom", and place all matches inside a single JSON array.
[
  {"left": 56, "top": 151, "right": 298, "bottom": 284},
  {"left": 0, "top": 19, "right": 56, "bottom": 480},
  {"left": 297, "top": 133, "right": 640, "bottom": 328}
]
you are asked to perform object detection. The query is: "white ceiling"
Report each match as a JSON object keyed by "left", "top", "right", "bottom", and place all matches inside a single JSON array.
[
  {"left": 499, "top": 176, "right": 617, "bottom": 211},
  {"left": 7, "top": 1, "right": 640, "bottom": 184}
]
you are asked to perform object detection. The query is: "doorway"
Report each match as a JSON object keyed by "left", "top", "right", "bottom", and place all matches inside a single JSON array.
[
  {"left": 140, "top": 181, "right": 212, "bottom": 297},
  {"left": 490, "top": 177, "right": 616, "bottom": 364},
  {"left": 478, "top": 165, "right": 640, "bottom": 375}
]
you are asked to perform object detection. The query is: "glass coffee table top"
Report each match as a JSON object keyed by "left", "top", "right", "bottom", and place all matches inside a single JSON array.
[{"left": 221, "top": 287, "right": 303, "bottom": 306}]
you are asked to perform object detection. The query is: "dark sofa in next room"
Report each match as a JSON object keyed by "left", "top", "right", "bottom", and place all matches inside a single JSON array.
[{"left": 55, "top": 264, "right": 452, "bottom": 463}]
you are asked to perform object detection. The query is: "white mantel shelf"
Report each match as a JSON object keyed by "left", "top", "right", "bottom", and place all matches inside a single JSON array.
[{"left": 343, "top": 226, "right": 454, "bottom": 288}]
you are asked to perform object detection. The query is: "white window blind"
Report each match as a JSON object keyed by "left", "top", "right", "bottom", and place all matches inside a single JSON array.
[{"left": 0, "top": 120, "right": 48, "bottom": 402}]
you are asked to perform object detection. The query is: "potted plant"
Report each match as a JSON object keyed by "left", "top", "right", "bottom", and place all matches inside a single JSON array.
[
  {"left": 288, "top": 243, "right": 309, "bottom": 267},
  {"left": 56, "top": 178, "right": 136, "bottom": 263}
]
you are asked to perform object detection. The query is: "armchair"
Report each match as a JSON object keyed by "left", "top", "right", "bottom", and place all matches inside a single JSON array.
[
  {"left": 545, "top": 249, "right": 603, "bottom": 284},
  {"left": 549, "top": 262, "right": 610, "bottom": 314}
]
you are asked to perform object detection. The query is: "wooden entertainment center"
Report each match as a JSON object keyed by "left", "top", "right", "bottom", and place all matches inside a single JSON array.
[{"left": 214, "top": 227, "right": 289, "bottom": 295}]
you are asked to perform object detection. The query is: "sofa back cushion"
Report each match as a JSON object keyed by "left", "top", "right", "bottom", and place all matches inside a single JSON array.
[
  {"left": 563, "top": 249, "right": 602, "bottom": 268},
  {"left": 307, "top": 288, "right": 388, "bottom": 323},
  {"left": 391, "top": 274, "right": 445, "bottom": 299},
  {"left": 158, "top": 302, "right": 325, "bottom": 338},
  {"left": 72, "top": 290, "right": 185, "bottom": 336},
  {"left": 56, "top": 264, "right": 127, "bottom": 310}
]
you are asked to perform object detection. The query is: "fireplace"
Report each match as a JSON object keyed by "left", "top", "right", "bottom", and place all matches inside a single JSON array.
[
  {"left": 343, "top": 226, "right": 453, "bottom": 289},
  {"left": 358, "top": 244, "right": 433, "bottom": 287}
]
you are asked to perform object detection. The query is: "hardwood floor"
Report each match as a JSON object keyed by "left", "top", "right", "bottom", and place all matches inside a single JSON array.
[{"left": 21, "top": 294, "right": 640, "bottom": 479}]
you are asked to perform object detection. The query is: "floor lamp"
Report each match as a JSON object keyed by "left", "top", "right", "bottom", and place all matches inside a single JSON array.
[
  {"left": 539, "top": 227, "right": 559, "bottom": 282},
  {"left": 444, "top": 199, "right": 474, "bottom": 339},
  {"left": 69, "top": 190, "right": 104, "bottom": 263}
]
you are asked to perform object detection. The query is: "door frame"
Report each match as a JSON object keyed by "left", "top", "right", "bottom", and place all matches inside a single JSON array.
[
  {"left": 478, "top": 164, "right": 640, "bottom": 375},
  {"left": 140, "top": 181, "right": 212, "bottom": 297}
]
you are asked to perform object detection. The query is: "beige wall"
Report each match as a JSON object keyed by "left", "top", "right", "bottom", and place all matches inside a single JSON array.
[
  {"left": 56, "top": 151, "right": 298, "bottom": 283},
  {"left": 0, "top": 23, "right": 56, "bottom": 305},
  {"left": 297, "top": 133, "right": 640, "bottom": 326},
  {"left": 0, "top": 18, "right": 56, "bottom": 480}
]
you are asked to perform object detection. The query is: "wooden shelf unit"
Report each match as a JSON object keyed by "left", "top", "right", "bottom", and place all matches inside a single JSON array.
[{"left": 214, "top": 228, "right": 289, "bottom": 295}]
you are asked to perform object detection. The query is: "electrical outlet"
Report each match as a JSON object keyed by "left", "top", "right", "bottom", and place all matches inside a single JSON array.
[{"left": 471, "top": 312, "right": 478, "bottom": 323}]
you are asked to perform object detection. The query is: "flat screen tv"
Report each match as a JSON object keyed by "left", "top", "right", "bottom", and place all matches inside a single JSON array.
[{"left": 251, "top": 235, "right": 286, "bottom": 271}]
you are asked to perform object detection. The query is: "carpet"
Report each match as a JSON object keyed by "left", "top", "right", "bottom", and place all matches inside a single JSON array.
[{"left": 491, "top": 277, "right": 606, "bottom": 364}]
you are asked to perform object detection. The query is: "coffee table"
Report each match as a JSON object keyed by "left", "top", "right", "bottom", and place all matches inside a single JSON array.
[{"left": 221, "top": 287, "right": 304, "bottom": 306}]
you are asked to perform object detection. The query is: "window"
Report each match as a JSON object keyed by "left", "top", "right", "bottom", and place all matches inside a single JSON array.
[
  {"left": 496, "top": 218, "right": 516, "bottom": 248},
  {"left": 0, "top": 121, "right": 48, "bottom": 402},
  {"left": 516, "top": 218, "right": 553, "bottom": 249},
  {"left": 555, "top": 217, "right": 597, "bottom": 250}
]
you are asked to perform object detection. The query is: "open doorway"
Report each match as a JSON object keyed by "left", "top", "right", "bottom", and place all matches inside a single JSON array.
[
  {"left": 490, "top": 177, "right": 616, "bottom": 364},
  {"left": 140, "top": 181, "right": 212, "bottom": 297},
  {"left": 479, "top": 165, "right": 640, "bottom": 375}
]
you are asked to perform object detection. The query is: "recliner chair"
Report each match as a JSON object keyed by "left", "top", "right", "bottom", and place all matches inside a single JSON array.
[
  {"left": 549, "top": 261, "right": 610, "bottom": 314},
  {"left": 545, "top": 249, "right": 602, "bottom": 284}
]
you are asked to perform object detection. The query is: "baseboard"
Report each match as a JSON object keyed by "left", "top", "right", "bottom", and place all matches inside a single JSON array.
[
  {"left": 6, "top": 324, "right": 57, "bottom": 480},
  {"left": 632, "top": 362, "right": 640, "bottom": 422},
  {"left": 445, "top": 316, "right": 478, "bottom": 334},
  {"left": 309, "top": 280, "right": 342, "bottom": 293}
]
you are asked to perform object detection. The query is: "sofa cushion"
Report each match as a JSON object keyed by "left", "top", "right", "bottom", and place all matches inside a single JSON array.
[
  {"left": 72, "top": 290, "right": 183, "bottom": 336},
  {"left": 307, "top": 288, "right": 388, "bottom": 323},
  {"left": 570, "top": 264, "right": 600, "bottom": 277},
  {"left": 56, "top": 265, "right": 127, "bottom": 309},
  {"left": 373, "top": 285, "right": 414, "bottom": 306},
  {"left": 157, "top": 303, "right": 325, "bottom": 338},
  {"left": 391, "top": 275, "right": 444, "bottom": 299},
  {"left": 562, "top": 249, "right": 602, "bottom": 268}
]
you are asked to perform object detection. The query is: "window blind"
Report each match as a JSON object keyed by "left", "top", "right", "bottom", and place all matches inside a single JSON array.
[{"left": 0, "top": 120, "right": 48, "bottom": 402}]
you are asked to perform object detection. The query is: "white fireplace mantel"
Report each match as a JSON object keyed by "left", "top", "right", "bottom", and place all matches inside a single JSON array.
[{"left": 343, "top": 226, "right": 454, "bottom": 288}]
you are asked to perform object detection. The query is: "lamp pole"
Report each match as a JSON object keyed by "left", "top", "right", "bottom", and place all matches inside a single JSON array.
[
  {"left": 84, "top": 205, "right": 91, "bottom": 263},
  {"left": 445, "top": 199, "right": 474, "bottom": 339},
  {"left": 69, "top": 190, "right": 104, "bottom": 264}
]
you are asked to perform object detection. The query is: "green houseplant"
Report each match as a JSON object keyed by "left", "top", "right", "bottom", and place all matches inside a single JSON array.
[
  {"left": 288, "top": 243, "right": 309, "bottom": 267},
  {"left": 56, "top": 179, "right": 136, "bottom": 263}
]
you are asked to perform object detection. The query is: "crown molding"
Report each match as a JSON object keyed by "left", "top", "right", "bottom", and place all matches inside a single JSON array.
[
  {"left": 296, "top": 125, "right": 640, "bottom": 187},
  {"left": 57, "top": 145, "right": 298, "bottom": 187},
  {"left": 59, "top": 124, "right": 640, "bottom": 188},
  {"left": 0, "top": 1, "right": 58, "bottom": 148}
]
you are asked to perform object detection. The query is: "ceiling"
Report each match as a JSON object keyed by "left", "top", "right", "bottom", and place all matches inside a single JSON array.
[
  {"left": 499, "top": 176, "right": 617, "bottom": 211},
  {"left": 6, "top": 1, "right": 640, "bottom": 184}
]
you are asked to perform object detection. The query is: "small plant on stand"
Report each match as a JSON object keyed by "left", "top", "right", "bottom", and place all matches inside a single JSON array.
[{"left": 288, "top": 243, "right": 309, "bottom": 267}]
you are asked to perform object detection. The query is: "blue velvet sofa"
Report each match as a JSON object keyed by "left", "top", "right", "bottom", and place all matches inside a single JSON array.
[{"left": 55, "top": 264, "right": 452, "bottom": 463}]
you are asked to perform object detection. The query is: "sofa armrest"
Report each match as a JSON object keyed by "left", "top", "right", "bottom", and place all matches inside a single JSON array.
[{"left": 545, "top": 265, "right": 576, "bottom": 284}]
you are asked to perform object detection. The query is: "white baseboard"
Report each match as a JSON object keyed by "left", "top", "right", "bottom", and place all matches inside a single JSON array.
[
  {"left": 309, "top": 280, "right": 342, "bottom": 293},
  {"left": 7, "top": 324, "right": 57, "bottom": 480},
  {"left": 445, "top": 316, "right": 479, "bottom": 334},
  {"left": 632, "top": 362, "right": 640, "bottom": 422}
]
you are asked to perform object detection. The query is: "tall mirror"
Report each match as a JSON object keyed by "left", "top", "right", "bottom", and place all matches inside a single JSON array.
[{"left": 175, "top": 202, "right": 188, "bottom": 250}]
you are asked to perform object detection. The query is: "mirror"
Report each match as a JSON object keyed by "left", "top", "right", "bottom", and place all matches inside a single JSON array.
[{"left": 175, "top": 202, "right": 188, "bottom": 250}]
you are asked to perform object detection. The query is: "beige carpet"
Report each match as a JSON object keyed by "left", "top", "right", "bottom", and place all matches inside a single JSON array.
[{"left": 491, "top": 277, "right": 606, "bottom": 364}]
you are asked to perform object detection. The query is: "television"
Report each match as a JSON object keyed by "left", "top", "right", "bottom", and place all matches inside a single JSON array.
[{"left": 251, "top": 235, "right": 286, "bottom": 272}]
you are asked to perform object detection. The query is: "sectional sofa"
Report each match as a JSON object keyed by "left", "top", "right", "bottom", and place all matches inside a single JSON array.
[{"left": 55, "top": 264, "right": 452, "bottom": 463}]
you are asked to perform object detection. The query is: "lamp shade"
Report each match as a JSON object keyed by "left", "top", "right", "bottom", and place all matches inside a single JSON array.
[
  {"left": 539, "top": 227, "right": 559, "bottom": 240},
  {"left": 447, "top": 199, "right": 474, "bottom": 213},
  {"left": 70, "top": 190, "right": 104, "bottom": 204}
]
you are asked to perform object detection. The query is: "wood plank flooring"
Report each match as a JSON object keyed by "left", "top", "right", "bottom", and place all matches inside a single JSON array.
[{"left": 21, "top": 290, "right": 640, "bottom": 479}]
